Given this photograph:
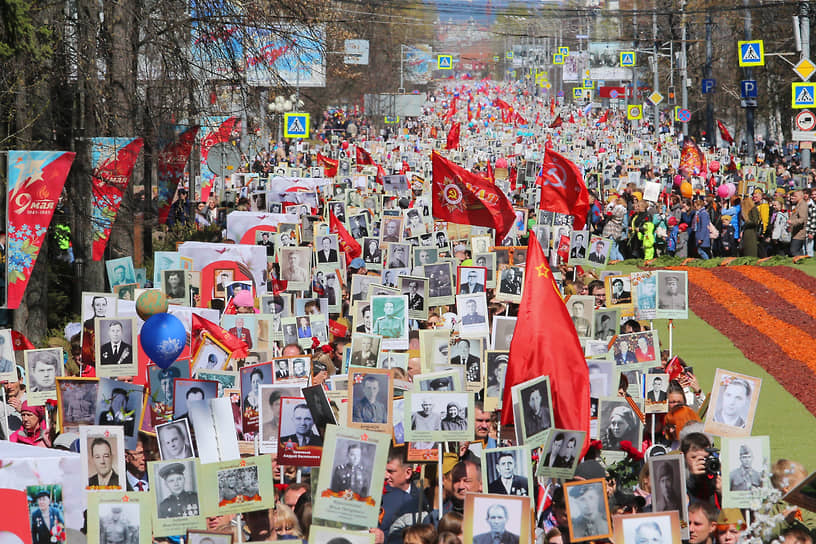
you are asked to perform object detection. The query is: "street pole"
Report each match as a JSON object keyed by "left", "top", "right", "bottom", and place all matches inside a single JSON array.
[
  {"left": 744, "top": 0, "right": 756, "bottom": 161},
  {"left": 801, "top": 0, "right": 811, "bottom": 168},
  {"left": 705, "top": 13, "right": 715, "bottom": 146},
  {"left": 399, "top": 44, "right": 405, "bottom": 92},
  {"left": 681, "top": 0, "right": 689, "bottom": 136},
  {"left": 653, "top": 10, "right": 660, "bottom": 133}
]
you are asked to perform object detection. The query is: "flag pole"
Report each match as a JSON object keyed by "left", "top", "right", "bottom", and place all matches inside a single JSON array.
[{"left": 437, "top": 443, "right": 443, "bottom": 515}]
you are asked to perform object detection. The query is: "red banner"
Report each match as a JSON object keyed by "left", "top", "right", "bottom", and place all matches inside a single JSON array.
[
  {"left": 6, "top": 151, "right": 76, "bottom": 308},
  {"left": 90, "top": 138, "right": 144, "bottom": 260},
  {"left": 158, "top": 126, "right": 199, "bottom": 224}
]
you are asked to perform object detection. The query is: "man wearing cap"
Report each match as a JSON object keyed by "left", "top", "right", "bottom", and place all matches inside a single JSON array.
[
  {"left": 487, "top": 452, "right": 529, "bottom": 496},
  {"left": 350, "top": 336, "right": 378, "bottom": 368},
  {"left": 658, "top": 274, "right": 685, "bottom": 310},
  {"left": 88, "top": 437, "right": 120, "bottom": 488},
  {"left": 373, "top": 300, "right": 403, "bottom": 338},
  {"left": 715, "top": 508, "right": 745, "bottom": 544},
  {"left": 158, "top": 462, "right": 199, "bottom": 518},
  {"left": 331, "top": 442, "right": 371, "bottom": 498},
  {"left": 30, "top": 490, "right": 64, "bottom": 544},
  {"left": 429, "top": 377, "right": 452, "bottom": 391},
  {"left": 569, "top": 482, "right": 609, "bottom": 539},
  {"left": 729, "top": 444, "right": 762, "bottom": 491},
  {"left": 10, "top": 401, "right": 50, "bottom": 447},
  {"left": 100, "top": 505, "right": 136, "bottom": 544}
]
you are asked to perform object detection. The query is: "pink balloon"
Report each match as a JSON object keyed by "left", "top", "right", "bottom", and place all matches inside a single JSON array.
[
  {"left": 495, "top": 157, "right": 508, "bottom": 168},
  {"left": 717, "top": 184, "right": 730, "bottom": 198},
  {"left": 726, "top": 182, "right": 737, "bottom": 198},
  {"left": 673, "top": 175, "right": 683, "bottom": 187},
  {"left": 709, "top": 160, "right": 720, "bottom": 172}
]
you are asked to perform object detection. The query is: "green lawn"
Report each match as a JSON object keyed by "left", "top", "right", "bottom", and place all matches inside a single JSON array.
[{"left": 611, "top": 264, "right": 816, "bottom": 469}]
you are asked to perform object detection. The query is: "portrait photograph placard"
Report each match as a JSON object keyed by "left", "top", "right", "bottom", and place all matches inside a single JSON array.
[
  {"left": 24, "top": 347, "right": 64, "bottom": 406},
  {"left": 162, "top": 269, "right": 188, "bottom": 303},
  {"left": 567, "top": 230, "right": 590, "bottom": 266},
  {"left": 173, "top": 378, "right": 218, "bottom": 422},
  {"left": 419, "top": 329, "right": 451, "bottom": 371},
  {"left": 567, "top": 295, "right": 595, "bottom": 338},
  {"left": 472, "top": 252, "right": 497, "bottom": 288},
  {"left": 456, "top": 293, "right": 489, "bottom": 336},
  {"left": 423, "top": 261, "right": 455, "bottom": 306},
  {"left": 484, "top": 351, "right": 509, "bottom": 411},
  {"left": 149, "top": 361, "right": 191, "bottom": 424},
  {"left": 187, "top": 530, "right": 234, "bottom": 544},
  {"left": 413, "top": 369, "right": 462, "bottom": 392},
  {"left": 308, "top": 525, "right": 374, "bottom": 544},
  {"left": 610, "top": 330, "right": 660, "bottom": 369},
  {"left": 592, "top": 309, "right": 619, "bottom": 342},
  {"left": 106, "top": 256, "right": 137, "bottom": 288},
  {"left": 277, "top": 396, "right": 323, "bottom": 466},
  {"left": 94, "top": 317, "right": 137, "bottom": 377},
  {"left": 347, "top": 368, "right": 393, "bottom": 434},
  {"left": 605, "top": 274, "right": 633, "bottom": 308},
  {"left": 450, "top": 336, "right": 485, "bottom": 392},
  {"left": 156, "top": 419, "right": 195, "bottom": 460},
  {"left": 649, "top": 454, "right": 689, "bottom": 535},
  {"left": 385, "top": 242, "right": 410, "bottom": 269},
  {"left": 56, "top": 376, "right": 98, "bottom": 433},
  {"left": 370, "top": 295, "right": 409, "bottom": 350},
  {"left": 656, "top": 270, "right": 689, "bottom": 320},
  {"left": 96, "top": 378, "right": 144, "bottom": 449},
  {"left": 81, "top": 425, "right": 126, "bottom": 492},
  {"left": 722, "top": 435, "right": 771, "bottom": 508},
  {"left": 463, "top": 493, "right": 532, "bottom": 544},
  {"left": 313, "top": 425, "right": 390, "bottom": 529},
  {"left": 257, "top": 384, "right": 304, "bottom": 454},
  {"left": 277, "top": 247, "right": 312, "bottom": 290},
  {"left": 148, "top": 458, "right": 204, "bottom": 536},
  {"left": 491, "top": 316, "right": 517, "bottom": 351},
  {"left": 613, "top": 511, "right": 682, "bottom": 544},
  {"left": 191, "top": 333, "right": 233, "bottom": 374},
  {"left": 564, "top": 478, "right": 612, "bottom": 542},
  {"left": 496, "top": 266, "right": 524, "bottom": 304},
  {"left": 598, "top": 397, "right": 643, "bottom": 453},
  {"left": 537, "top": 429, "right": 586, "bottom": 480},
  {"left": 0, "top": 328, "right": 16, "bottom": 383},
  {"left": 349, "top": 333, "right": 382, "bottom": 368},
  {"left": 511, "top": 376, "right": 553, "bottom": 446},
  {"left": 585, "top": 236, "right": 611, "bottom": 268},
  {"left": 239, "top": 361, "right": 274, "bottom": 434},
  {"left": 400, "top": 275, "right": 429, "bottom": 320},
  {"left": 587, "top": 360, "right": 615, "bottom": 399},
  {"left": 703, "top": 368, "right": 762, "bottom": 437},
  {"left": 644, "top": 373, "right": 670, "bottom": 414},
  {"left": 481, "top": 446, "right": 533, "bottom": 498},
  {"left": 413, "top": 246, "right": 439, "bottom": 268},
  {"left": 194, "top": 369, "right": 237, "bottom": 397},
  {"left": 87, "top": 491, "right": 152, "bottom": 544},
  {"left": 404, "top": 391, "right": 474, "bottom": 442},
  {"left": 198, "top": 455, "right": 275, "bottom": 516}
]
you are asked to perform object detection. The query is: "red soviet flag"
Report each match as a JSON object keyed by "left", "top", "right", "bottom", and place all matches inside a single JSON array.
[
  {"left": 717, "top": 120, "right": 734, "bottom": 145},
  {"left": 537, "top": 149, "right": 590, "bottom": 230},
  {"left": 330, "top": 210, "right": 362, "bottom": 260},
  {"left": 446, "top": 122, "right": 461, "bottom": 150},
  {"left": 548, "top": 115, "right": 563, "bottom": 129},
  {"left": 432, "top": 151, "right": 515, "bottom": 243},
  {"left": 192, "top": 313, "right": 249, "bottom": 360},
  {"left": 356, "top": 146, "right": 373, "bottom": 171},
  {"left": 500, "top": 232, "right": 590, "bottom": 455},
  {"left": 316, "top": 153, "right": 338, "bottom": 177}
]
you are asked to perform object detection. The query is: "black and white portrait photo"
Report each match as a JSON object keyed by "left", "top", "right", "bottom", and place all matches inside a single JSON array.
[
  {"left": 458, "top": 267, "right": 487, "bottom": 294},
  {"left": 400, "top": 276, "right": 428, "bottom": 318},
  {"left": 24, "top": 348, "right": 64, "bottom": 404},
  {"left": 156, "top": 420, "right": 194, "bottom": 460},
  {"left": 498, "top": 266, "right": 524, "bottom": 298},
  {"left": 707, "top": 370, "right": 761, "bottom": 434},
  {"left": 278, "top": 398, "right": 322, "bottom": 448},
  {"left": 349, "top": 334, "right": 381, "bottom": 368},
  {"left": 657, "top": 271, "right": 688, "bottom": 311},
  {"left": 173, "top": 379, "right": 218, "bottom": 422},
  {"left": 413, "top": 247, "right": 438, "bottom": 268},
  {"left": 329, "top": 201, "right": 346, "bottom": 223},
  {"left": 587, "top": 236, "right": 610, "bottom": 266},
  {"left": 485, "top": 352, "right": 509, "bottom": 400},
  {"left": 329, "top": 438, "right": 376, "bottom": 499},
  {"left": 593, "top": 309, "right": 618, "bottom": 341},
  {"left": 516, "top": 378, "right": 552, "bottom": 442},
  {"left": 315, "top": 235, "right": 339, "bottom": 264},
  {"left": 97, "top": 502, "right": 140, "bottom": 544},
  {"left": 473, "top": 253, "right": 496, "bottom": 285},
  {"left": 568, "top": 296, "right": 594, "bottom": 338},
  {"left": 540, "top": 430, "right": 584, "bottom": 473},
  {"left": 599, "top": 399, "right": 641, "bottom": 451},
  {"left": 606, "top": 275, "right": 632, "bottom": 306},
  {"left": 380, "top": 217, "right": 403, "bottom": 243},
  {"left": 616, "top": 513, "right": 680, "bottom": 544},
  {"left": 426, "top": 261, "right": 454, "bottom": 300},
  {"left": 723, "top": 436, "right": 770, "bottom": 503},
  {"left": 407, "top": 392, "right": 471, "bottom": 439},
  {"left": 350, "top": 370, "right": 391, "bottom": 428},
  {"left": 162, "top": 269, "right": 187, "bottom": 301},
  {"left": 569, "top": 230, "right": 589, "bottom": 261},
  {"left": 466, "top": 494, "right": 530, "bottom": 544},
  {"left": 565, "top": 479, "right": 612, "bottom": 541},
  {"left": 279, "top": 247, "right": 311, "bottom": 284},
  {"left": 95, "top": 318, "right": 135, "bottom": 368},
  {"left": 350, "top": 213, "right": 369, "bottom": 239},
  {"left": 484, "top": 447, "right": 530, "bottom": 496},
  {"left": 362, "top": 237, "right": 382, "bottom": 265},
  {"left": 387, "top": 243, "right": 410, "bottom": 268},
  {"left": 216, "top": 465, "right": 261, "bottom": 507},
  {"left": 650, "top": 455, "right": 686, "bottom": 513},
  {"left": 645, "top": 374, "right": 669, "bottom": 413},
  {"left": 457, "top": 294, "right": 488, "bottom": 334},
  {"left": 492, "top": 316, "right": 517, "bottom": 351}
]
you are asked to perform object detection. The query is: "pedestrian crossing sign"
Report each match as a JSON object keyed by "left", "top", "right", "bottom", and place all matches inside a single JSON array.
[
  {"left": 553, "top": 54, "right": 565, "bottom": 65},
  {"left": 284, "top": 113, "right": 310, "bottom": 138},
  {"left": 573, "top": 88, "right": 584, "bottom": 99},
  {"left": 438, "top": 55, "right": 453, "bottom": 69},
  {"left": 583, "top": 79, "right": 595, "bottom": 89},
  {"left": 627, "top": 105, "right": 643, "bottom": 120},
  {"left": 384, "top": 116, "right": 400, "bottom": 124},
  {"left": 738, "top": 40, "right": 764, "bottom": 67},
  {"left": 792, "top": 82, "right": 816, "bottom": 109},
  {"left": 620, "top": 52, "right": 636, "bottom": 67},
  {"left": 559, "top": 46, "right": 569, "bottom": 56}
]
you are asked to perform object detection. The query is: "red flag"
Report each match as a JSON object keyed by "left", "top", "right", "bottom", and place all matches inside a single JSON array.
[
  {"left": 495, "top": 98, "right": 512, "bottom": 111},
  {"left": 316, "top": 153, "right": 338, "bottom": 177},
  {"left": 11, "top": 330, "right": 34, "bottom": 351},
  {"left": 500, "top": 232, "right": 590, "bottom": 456},
  {"left": 537, "top": 149, "right": 590, "bottom": 230},
  {"left": 445, "top": 97, "right": 457, "bottom": 122},
  {"left": 356, "top": 146, "right": 373, "bottom": 171},
  {"left": 568, "top": 114, "right": 575, "bottom": 123},
  {"left": 548, "top": 115, "right": 562, "bottom": 129},
  {"left": 598, "top": 110, "right": 609, "bottom": 124},
  {"left": 400, "top": 160, "right": 410, "bottom": 175},
  {"left": 158, "top": 126, "right": 199, "bottom": 225},
  {"left": 534, "top": 112, "right": 541, "bottom": 126},
  {"left": 549, "top": 98, "right": 555, "bottom": 116},
  {"left": 717, "top": 120, "right": 734, "bottom": 145},
  {"left": 514, "top": 112, "right": 528, "bottom": 125},
  {"left": 431, "top": 151, "right": 515, "bottom": 243},
  {"left": 446, "top": 122, "right": 461, "bottom": 150},
  {"left": 191, "top": 313, "right": 249, "bottom": 360},
  {"left": 486, "top": 160, "right": 495, "bottom": 183},
  {"left": 330, "top": 210, "right": 362, "bottom": 260}
]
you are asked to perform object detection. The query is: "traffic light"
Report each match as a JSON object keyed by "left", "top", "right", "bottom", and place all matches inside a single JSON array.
[{"left": 668, "top": 86, "right": 676, "bottom": 105}]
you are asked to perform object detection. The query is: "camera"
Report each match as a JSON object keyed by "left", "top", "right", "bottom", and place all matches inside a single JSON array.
[{"left": 704, "top": 447, "right": 721, "bottom": 476}]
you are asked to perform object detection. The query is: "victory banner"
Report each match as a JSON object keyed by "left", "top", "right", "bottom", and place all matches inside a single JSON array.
[
  {"left": 199, "top": 116, "right": 239, "bottom": 203},
  {"left": 157, "top": 125, "right": 199, "bottom": 224},
  {"left": 6, "top": 151, "right": 76, "bottom": 308},
  {"left": 90, "top": 137, "right": 144, "bottom": 260}
]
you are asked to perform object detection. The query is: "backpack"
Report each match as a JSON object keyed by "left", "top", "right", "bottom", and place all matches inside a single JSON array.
[{"left": 708, "top": 222, "right": 720, "bottom": 240}]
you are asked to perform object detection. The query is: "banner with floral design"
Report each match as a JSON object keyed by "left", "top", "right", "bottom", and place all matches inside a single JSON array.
[
  {"left": 90, "top": 137, "right": 144, "bottom": 260},
  {"left": 157, "top": 125, "right": 199, "bottom": 224},
  {"left": 6, "top": 150, "right": 76, "bottom": 308},
  {"left": 199, "top": 116, "right": 239, "bottom": 203}
]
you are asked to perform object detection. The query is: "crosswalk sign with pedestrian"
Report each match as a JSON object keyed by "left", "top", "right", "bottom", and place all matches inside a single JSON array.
[
  {"left": 627, "top": 105, "right": 643, "bottom": 120},
  {"left": 437, "top": 55, "right": 453, "bottom": 70},
  {"left": 284, "top": 112, "right": 310, "bottom": 138},
  {"left": 738, "top": 40, "right": 764, "bottom": 67},
  {"left": 792, "top": 83, "right": 816, "bottom": 109},
  {"left": 620, "top": 52, "right": 636, "bottom": 67}
]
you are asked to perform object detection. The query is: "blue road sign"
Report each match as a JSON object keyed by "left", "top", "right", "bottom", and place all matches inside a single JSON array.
[
  {"left": 284, "top": 113, "right": 310, "bottom": 138},
  {"left": 702, "top": 79, "right": 716, "bottom": 94},
  {"left": 740, "top": 80, "right": 758, "bottom": 99},
  {"left": 677, "top": 108, "right": 691, "bottom": 123}
]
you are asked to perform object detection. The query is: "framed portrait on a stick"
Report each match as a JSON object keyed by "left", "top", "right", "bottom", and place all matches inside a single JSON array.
[
  {"left": 564, "top": 478, "right": 612, "bottom": 543},
  {"left": 703, "top": 368, "right": 761, "bottom": 437}
]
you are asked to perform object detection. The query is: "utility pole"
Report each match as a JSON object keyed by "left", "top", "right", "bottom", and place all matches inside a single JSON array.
[
  {"left": 652, "top": 10, "right": 660, "bottom": 132},
  {"left": 705, "top": 13, "right": 715, "bottom": 146},
  {"left": 801, "top": 0, "right": 811, "bottom": 168},
  {"left": 681, "top": 0, "right": 689, "bottom": 136},
  {"left": 744, "top": 0, "right": 756, "bottom": 161}
]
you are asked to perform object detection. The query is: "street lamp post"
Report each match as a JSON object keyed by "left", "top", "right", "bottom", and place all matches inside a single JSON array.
[{"left": 267, "top": 94, "right": 305, "bottom": 146}]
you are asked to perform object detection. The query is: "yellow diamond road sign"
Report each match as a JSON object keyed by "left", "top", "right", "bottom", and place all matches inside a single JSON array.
[
  {"left": 648, "top": 91, "right": 664, "bottom": 105},
  {"left": 795, "top": 58, "right": 816, "bottom": 82}
]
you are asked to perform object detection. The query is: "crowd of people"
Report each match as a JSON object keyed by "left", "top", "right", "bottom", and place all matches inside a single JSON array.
[{"left": 2, "top": 79, "right": 815, "bottom": 544}]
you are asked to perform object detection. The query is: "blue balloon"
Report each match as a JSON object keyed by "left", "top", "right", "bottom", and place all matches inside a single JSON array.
[{"left": 140, "top": 313, "right": 186, "bottom": 369}]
